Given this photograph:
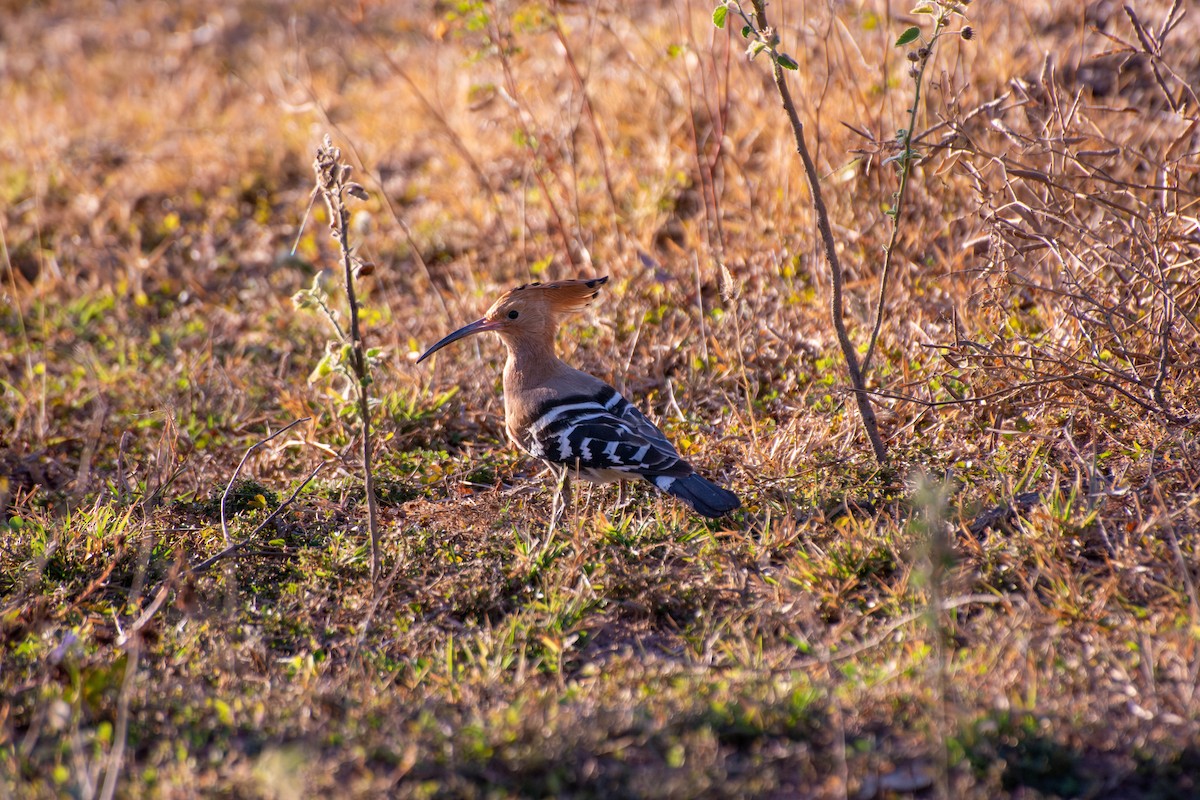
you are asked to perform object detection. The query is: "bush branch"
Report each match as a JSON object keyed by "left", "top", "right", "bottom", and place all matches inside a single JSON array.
[{"left": 740, "top": 0, "right": 888, "bottom": 465}]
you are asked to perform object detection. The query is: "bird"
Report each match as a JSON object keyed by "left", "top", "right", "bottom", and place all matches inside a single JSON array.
[{"left": 417, "top": 276, "right": 740, "bottom": 524}]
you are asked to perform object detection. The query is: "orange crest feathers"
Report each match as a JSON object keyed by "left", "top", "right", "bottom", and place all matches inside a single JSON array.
[{"left": 493, "top": 276, "right": 609, "bottom": 315}]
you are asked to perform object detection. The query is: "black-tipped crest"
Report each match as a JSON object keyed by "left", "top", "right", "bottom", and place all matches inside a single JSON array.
[{"left": 495, "top": 276, "right": 608, "bottom": 313}]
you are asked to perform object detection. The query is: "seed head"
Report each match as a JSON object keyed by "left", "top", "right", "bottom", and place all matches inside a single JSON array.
[{"left": 961, "top": 26, "right": 974, "bottom": 40}]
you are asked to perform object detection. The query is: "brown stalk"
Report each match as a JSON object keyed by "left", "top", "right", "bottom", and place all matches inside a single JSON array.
[
  {"left": 313, "top": 137, "right": 382, "bottom": 581},
  {"left": 220, "top": 417, "right": 310, "bottom": 546},
  {"left": 863, "top": 13, "right": 953, "bottom": 375},
  {"left": 191, "top": 462, "right": 325, "bottom": 575},
  {"left": 747, "top": 0, "right": 888, "bottom": 465}
]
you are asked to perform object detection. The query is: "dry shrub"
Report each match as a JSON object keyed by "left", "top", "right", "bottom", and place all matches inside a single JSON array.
[{"left": 945, "top": 1, "right": 1199, "bottom": 431}]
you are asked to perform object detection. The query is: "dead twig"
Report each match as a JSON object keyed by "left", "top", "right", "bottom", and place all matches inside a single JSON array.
[
  {"left": 98, "top": 487, "right": 159, "bottom": 798},
  {"left": 123, "top": 550, "right": 186, "bottom": 642},
  {"left": 193, "top": 462, "right": 325, "bottom": 576},
  {"left": 220, "top": 417, "right": 310, "bottom": 546},
  {"left": 352, "top": 547, "right": 410, "bottom": 667},
  {"left": 96, "top": 640, "right": 139, "bottom": 800}
]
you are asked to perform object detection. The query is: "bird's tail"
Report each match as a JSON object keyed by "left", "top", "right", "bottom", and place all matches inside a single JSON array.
[{"left": 659, "top": 473, "right": 740, "bottom": 519}]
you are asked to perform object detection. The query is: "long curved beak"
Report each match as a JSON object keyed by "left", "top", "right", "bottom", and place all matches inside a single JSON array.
[{"left": 417, "top": 318, "right": 501, "bottom": 363}]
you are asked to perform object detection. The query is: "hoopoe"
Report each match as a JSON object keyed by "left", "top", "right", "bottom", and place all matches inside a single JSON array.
[{"left": 418, "top": 277, "right": 740, "bottom": 521}]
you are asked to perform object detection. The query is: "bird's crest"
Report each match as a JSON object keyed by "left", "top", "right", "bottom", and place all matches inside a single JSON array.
[{"left": 490, "top": 276, "right": 608, "bottom": 317}]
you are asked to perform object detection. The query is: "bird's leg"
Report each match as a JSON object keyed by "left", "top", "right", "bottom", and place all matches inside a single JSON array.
[
  {"left": 549, "top": 466, "right": 572, "bottom": 536},
  {"left": 616, "top": 480, "right": 642, "bottom": 517}
]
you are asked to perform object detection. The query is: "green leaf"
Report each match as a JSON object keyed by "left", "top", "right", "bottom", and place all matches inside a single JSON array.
[
  {"left": 746, "top": 40, "right": 767, "bottom": 59},
  {"left": 911, "top": 4, "right": 935, "bottom": 13},
  {"left": 712, "top": 5, "right": 728, "bottom": 28},
  {"left": 776, "top": 53, "right": 799, "bottom": 70},
  {"left": 741, "top": 25, "right": 752, "bottom": 38},
  {"left": 895, "top": 26, "right": 921, "bottom": 47}
]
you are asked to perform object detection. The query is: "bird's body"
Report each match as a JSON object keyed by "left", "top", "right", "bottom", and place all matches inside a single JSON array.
[{"left": 419, "top": 277, "right": 739, "bottom": 520}]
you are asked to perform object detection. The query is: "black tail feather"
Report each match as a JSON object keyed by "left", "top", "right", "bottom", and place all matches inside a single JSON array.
[{"left": 660, "top": 473, "right": 740, "bottom": 518}]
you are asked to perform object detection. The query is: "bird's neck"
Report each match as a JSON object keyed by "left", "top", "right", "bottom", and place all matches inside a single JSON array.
[{"left": 501, "top": 333, "right": 564, "bottom": 393}]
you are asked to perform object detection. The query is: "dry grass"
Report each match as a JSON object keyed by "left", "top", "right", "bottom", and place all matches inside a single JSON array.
[{"left": 2, "top": 0, "right": 1199, "bottom": 797}]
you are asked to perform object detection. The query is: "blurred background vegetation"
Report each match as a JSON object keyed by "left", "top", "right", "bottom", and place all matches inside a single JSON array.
[{"left": 2, "top": 1, "right": 1198, "bottom": 796}]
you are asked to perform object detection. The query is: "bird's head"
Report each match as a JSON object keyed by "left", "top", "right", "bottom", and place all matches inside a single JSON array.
[{"left": 417, "top": 276, "right": 608, "bottom": 362}]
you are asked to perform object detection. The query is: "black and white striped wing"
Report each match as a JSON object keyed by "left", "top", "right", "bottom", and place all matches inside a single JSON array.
[
  {"left": 523, "top": 385, "right": 688, "bottom": 477},
  {"left": 612, "top": 393, "right": 677, "bottom": 456}
]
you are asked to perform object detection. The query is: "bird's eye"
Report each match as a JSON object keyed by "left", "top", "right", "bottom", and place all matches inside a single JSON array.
[{"left": 507, "top": 310, "right": 519, "bottom": 319}]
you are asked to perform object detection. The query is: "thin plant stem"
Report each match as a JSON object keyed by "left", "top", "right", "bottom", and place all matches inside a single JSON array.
[
  {"left": 220, "top": 417, "right": 310, "bottom": 546},
  {"left": 328, "top": 186, "right": 382, "bottom": 582},
  {"left": 310, "top": 137, "right": 383, "bottom": 581},
  {"left": 863, "top": 18, "right": 950, "bottom": 374},
  {"left": 739, "top": 0, "right": 889, "bottom": 465},
  {"left": 191, "top": 463, "right": 326, "bottom": 575}
]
